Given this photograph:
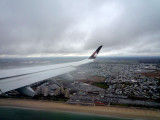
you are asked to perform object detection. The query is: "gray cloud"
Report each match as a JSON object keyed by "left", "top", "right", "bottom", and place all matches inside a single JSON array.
[{"left": 0, "top": 0, "right": 160, "bottom": 57}]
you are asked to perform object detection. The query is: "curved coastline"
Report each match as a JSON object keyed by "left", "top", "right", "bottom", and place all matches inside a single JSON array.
[{"left": 0, "top": 99, "right": 160, "bottom": 120}]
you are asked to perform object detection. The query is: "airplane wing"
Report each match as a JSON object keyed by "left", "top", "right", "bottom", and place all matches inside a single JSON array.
[{"left": 0, "top": 46, "right": 102, "bottom": 96}]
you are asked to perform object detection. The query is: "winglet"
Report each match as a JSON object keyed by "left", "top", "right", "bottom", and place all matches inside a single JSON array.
[{"left": 89, "top": 45, "right": 103, "bottom": 59}]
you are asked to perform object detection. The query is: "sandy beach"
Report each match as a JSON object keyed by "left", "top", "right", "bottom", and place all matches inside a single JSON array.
[{"left": 0, "top": 99, "right": 160, "bottom": 120}]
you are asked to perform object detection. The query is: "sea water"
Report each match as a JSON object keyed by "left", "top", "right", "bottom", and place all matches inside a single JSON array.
[{"left": 0, "top": 107, "right": 133, "bottom": 120}]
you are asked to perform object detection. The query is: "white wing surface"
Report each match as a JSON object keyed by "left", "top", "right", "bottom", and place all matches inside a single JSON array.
[{"left": 0, "top": 46, "right": 102, "bottom": 95}]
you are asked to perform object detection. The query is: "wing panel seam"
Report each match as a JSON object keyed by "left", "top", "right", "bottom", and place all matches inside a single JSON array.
[{"left": 0, "top": 65, "right": 72, "bottom": 80}]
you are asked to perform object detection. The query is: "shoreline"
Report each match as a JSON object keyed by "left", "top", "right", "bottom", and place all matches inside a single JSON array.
[
  {"left": 0, "top": 106, "right": 130, "bottom": 120},
  {"left": 0, "top": 99, "right": 160, "bottom": 120}
]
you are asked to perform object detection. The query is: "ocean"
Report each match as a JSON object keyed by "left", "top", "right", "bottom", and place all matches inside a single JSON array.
[{"left": 0, "top": 107, "right": 133, "bottom": 120}]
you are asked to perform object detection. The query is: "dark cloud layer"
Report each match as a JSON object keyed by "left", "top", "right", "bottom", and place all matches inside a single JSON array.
[{"left": 0, "top": 0, "right": 160, "bottom": 57}]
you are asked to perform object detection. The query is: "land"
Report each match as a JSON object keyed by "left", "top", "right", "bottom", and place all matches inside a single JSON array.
[
  {"left": 1, "top": 57, "right": 160, "bottom": 120},
  {"left": 0, "top": 99, "right": 160, "bottom": 120},
  {"left": 3, "top": 57, "right": 160, "bottom": 109}
]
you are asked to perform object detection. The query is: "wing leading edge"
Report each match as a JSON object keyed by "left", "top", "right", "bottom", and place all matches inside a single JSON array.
[{"left": 0, "top": 45, "right": 102, "bottom": 95}]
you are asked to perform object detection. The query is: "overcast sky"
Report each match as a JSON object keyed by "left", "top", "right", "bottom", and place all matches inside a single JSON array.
[{"left": 0, "top": 0, "right": 160, "bottom": 57}]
